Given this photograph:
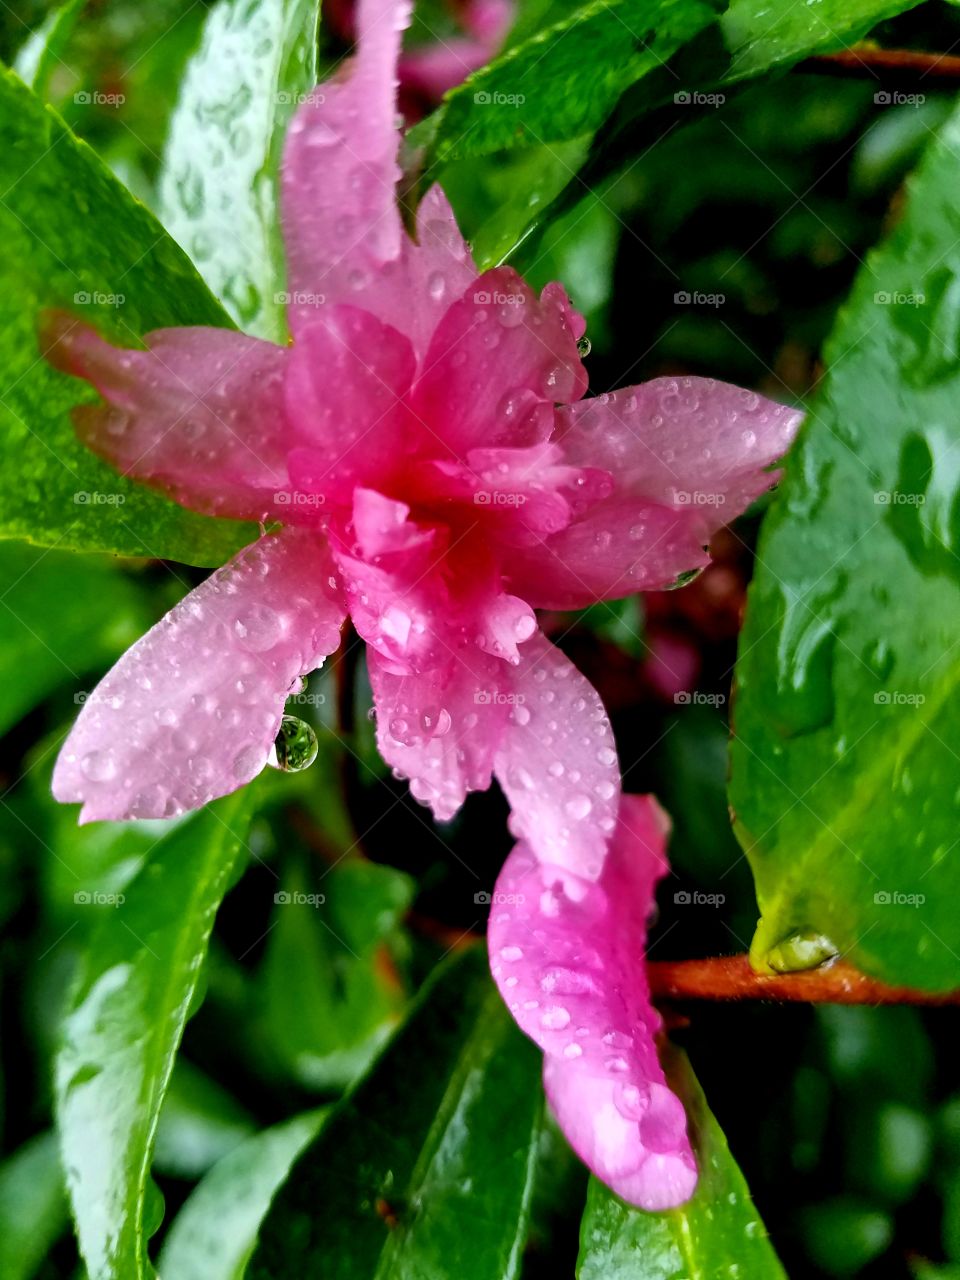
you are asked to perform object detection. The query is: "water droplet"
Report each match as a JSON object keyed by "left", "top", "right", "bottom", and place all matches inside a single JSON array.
[
  {"left": 576, "top": 336, "right": 592, "bottom": 357},
  {"left": 233, "top": 604, "right": 283, "bottom": 651},
  {"left": 269, "top": 715, "right": 318, "bottom": 772},
  {"left": 540, "top": 1006, "right": 571, "bottom": 1030},
  {"left": 766, "top": 928, "right": 838, "bottom": 973},
  {"left": 565, "top": 794, "right": 592, "bottom": 820},
  {"left": 428, "top": 271, "right": 446, "bottom": 301},
  {"left": 500, "top": 945, "right": 523, "bottom": 962},
  {"left": 81, "top": 750, "right": 116, "bottom": 782}
]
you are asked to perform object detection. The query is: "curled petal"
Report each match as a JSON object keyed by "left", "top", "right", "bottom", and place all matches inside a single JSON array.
[
  {"left": 488, "top": 795, "right": 697, "bottom": 1209},
  {"left": 493, "top": 630, "right": 619, "bottom": 880},
  {"left": 368, "top": 647, "right": 509, "bottom": 821},
  {"left": 505, "top": 378, "right": 803, "bottom": 608},
  {"left": 412, "top": 267, "right": 587, "bottom": 455},
  {"left": 281, "top": 0, "right": 411, "bottom": 336},
  {"left": 284, "top": 307, "right": 416, "bottom": 499},
  {"left": 53, "top": 530, "right": 345, "bottom": 822},
  {"left": 42, "top": 313, "right": 291, "bottom": 521}
]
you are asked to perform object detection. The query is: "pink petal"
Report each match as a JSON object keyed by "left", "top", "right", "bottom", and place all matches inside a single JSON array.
[
  {"left": 42, "top": 313, "right": 291, "bottom": 521},
  {"left": 283, "top": 306, "right": 417, "bottom": 500},
  {"left": 280, "top": 0, "right": 411, "bottom": 336},
  {"left": 488, "top": 795, "right": 697, "bottom": 1209},
  {"left": 53, "top": 530, "right": 344, "bottom": 822},
  {"left": 493, "top": 630, "right": 619, "bottom": 879},
  {"left": 411, "top": 267, "right": 587, "bottom": 455},
  {"left": 368, "top": 646, "right": 509, "bottom": 820},
  {"left": 504, "top": 378, "right": 803, "bottom": 608}
]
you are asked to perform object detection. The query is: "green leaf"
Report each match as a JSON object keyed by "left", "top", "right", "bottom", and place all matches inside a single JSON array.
[
  {"left": 158, "top": 0, "right": 321, "bottom": 341},
  {"left": 729, "top": 96, "right": 960, "bottom": 990},
  {"left": 248, "top": 947, "right": 544, "bottom": 1280},
  {"left": 0, "top": 1132, "right": 69, "bottom": 1280},
  {"left": 157, "top": 1109, "right": 327, "bottom": 1280},
  {"left": 0, "top": 67, "right": 253, "bottom": 565},
  {"left": 0, "top": 541, "right": 151, "bottom": 735},
  {"left": 55, "top": 791, "right": 255, "bottom": 1280},
  {"left": 258, "top": 856, "right": 414, "bottom": 1090},
  {"left": 12, "top": 0, "right": 85, "bottom": 99},
  {"left": 576, "top": 1048, "right": 785, "bottom": 1279},
  {"left": 423, "top": 0, "right": 923, "bottom": 265},
  {"left": 720, "top": 0, "right": 922, "bottom": 80},
  {"left": 418, "top": 0, "right": 718, "bottom": 169}
]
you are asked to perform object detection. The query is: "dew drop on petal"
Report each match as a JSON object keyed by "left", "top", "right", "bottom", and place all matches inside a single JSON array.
[
  {"left": 80, "top": 750, "right": 116, "bottom": 783},
  {"left": 269, "top": 715, "right": 319, "bottom": 773}
]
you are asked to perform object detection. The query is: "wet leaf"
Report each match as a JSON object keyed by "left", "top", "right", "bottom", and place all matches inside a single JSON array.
[
  {"left": 248, "top": 947, "right": 544, "bottom": 1280},
  {"left": 730, "top": 97, "right": 960, "bottom": 990},
  {"left": 55, "top": 791, "right": 254, "bottom": 1280}
]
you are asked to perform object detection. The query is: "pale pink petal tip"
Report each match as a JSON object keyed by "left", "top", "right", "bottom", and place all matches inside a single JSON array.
[
  {"left": 488, "top": 794, "right": 697, "bottom": 1208},
  {"left": 53, "top": 531, "right": 345, "bottom": 822}
]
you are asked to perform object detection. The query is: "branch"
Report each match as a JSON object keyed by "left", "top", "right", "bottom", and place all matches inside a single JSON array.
[
  {"left": 807, "top": 45, "right": 960, "bottom": 81},
  {"left": 647, "top": 954, "right": 960, "bottom": 1006}
]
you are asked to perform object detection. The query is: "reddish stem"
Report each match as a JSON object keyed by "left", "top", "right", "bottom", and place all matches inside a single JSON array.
[
  {"left": 808, "top": 46, "right": 960, "bottom": 80},
  {"left": 648, "top": 955, "right": 959, "bottom": 1006}
]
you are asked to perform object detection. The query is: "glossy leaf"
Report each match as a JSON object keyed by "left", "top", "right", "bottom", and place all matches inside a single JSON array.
[
  {"left": 157, "top": 1110, "right": 327, "bottom": 1280},
  {"left": 259, "top": 855, "right": 414, "bottom": 1090},
  {"left": 0, "top": 1132, "right": 69, "bottom": 1280},
  {"left": 0, "top": 67, "right": 253, "bottom": 564},
  {"left": 576, "top": 1048, "right": 786, "bottom": 1280},
  {"left": 55, "top": 792, "right": 254, "bottom": 1280},
  {"left": 420, "top": 0, "right": 718, "bottom": 168},
  {"left": 0, "top": 541, "right": 151, "bottom": 736},
  {"left": 159, "top": 0, "right": 320, "bottom": 341},
  {"left": 248, "top": 947, "right": 544, "bottom": 1280},
  {"left": 730, "top": 97, "right": 960, "bottom": 990}
]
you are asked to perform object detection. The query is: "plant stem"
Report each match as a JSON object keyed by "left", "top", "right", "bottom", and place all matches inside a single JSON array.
[
  {"left": 647, "top": 954, "right": 959, "bottom": 1005},
  {"left": 808, "top": 45, "right": 960, "bottom": 80}
]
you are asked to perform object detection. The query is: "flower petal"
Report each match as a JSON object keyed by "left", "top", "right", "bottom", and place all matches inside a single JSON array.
[
  {"left": 368, "top": 646, "right": 509, "bottom": 820},
  {"left": 505, "top": 377, "right": 803, "bottom": 608},
  {"left": 411, "top": 267, "right": 587, "bottom": 455},
  {"left": 488, "top": 794, "right": 697, "bottom": 1209},
  {"left": 42, "top": 314, "right": 291, "bottom": 521},
  {"left": 280, "top": 0, "right": 411, "bottom": 335},
  {"left": 53, "top": 530, "right": 344, "bottom": 822},
  {"left": 284, "top": 306, "right": 417, "bottom": 500},
  {"left": 493, "top": 630, "right": 619, "bottom": 880}
]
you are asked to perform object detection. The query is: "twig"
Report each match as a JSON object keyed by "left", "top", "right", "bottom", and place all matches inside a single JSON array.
[
  {"left": 808, "top": 45, "right": 960, "bottom": 81},
  {"left": 648, "top": 954, "right": 959, "bottom": 1006}
]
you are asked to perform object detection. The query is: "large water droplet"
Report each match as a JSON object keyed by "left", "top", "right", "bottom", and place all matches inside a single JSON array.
[
  {"left": 269, "top": 715, "right": 318, "bottom": 773},
  {"left": 234, "top": 603, "right": 283, "bottom": 651},
  {"left": 766, "top": 928, "right": 838, "bottom": 973}
]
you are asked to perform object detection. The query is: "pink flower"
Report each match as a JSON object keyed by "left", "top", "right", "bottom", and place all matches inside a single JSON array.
[
  {"left": 397, "top": 0, "right": 514, "bottom": 113},
  {"left": 490, "top": 794, "right": 698, "bottom": 1209},
  {"left": 46, "top": 0, "right": 799, "bottom": 885}
]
